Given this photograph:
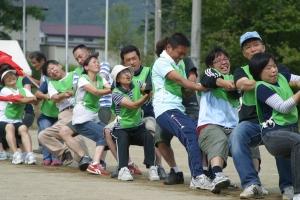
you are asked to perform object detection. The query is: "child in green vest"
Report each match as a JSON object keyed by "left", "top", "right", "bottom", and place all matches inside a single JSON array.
[
  {"left": 0, "top": 65, "right": 37, "bottom": 165},
  {"left": 110, "top": 64, "right": 159, "bottom": 181},
  {"left": 250, "top": 52, "right": 300, "bottom": 200}
]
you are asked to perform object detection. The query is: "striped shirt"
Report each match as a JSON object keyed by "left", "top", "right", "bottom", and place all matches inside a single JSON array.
[{"left": 99, "top": 62, "right": 113, "bottom": 107}]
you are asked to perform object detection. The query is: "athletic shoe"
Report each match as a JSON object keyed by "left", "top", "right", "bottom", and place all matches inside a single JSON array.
[
  {"left": 43, "top": 159, "right": 52, "bottom": 166},
  {"left": 210, "top": 172, "right": 230, "bottom": 194},
  {"left": 282, "top": 186, "right": 294, "bottom": 200},
  {"left": 190, "top": 174, "right": 212, "bottom": 190},
  {"left": 118, "top": 167, "right": 133, "bottom": 181},
  {"left": 111, "top": 167, "right": 119, "bottom": 178},
  {"left": 78, "top": 155, "right": 92, "bottom": 171},
  {"left": 148, "top": 166, "right": 160, "bottom": 181},
  {"left": 51, "top": 159, "right": 62, "bottom": 166},
  {"left": 240, "top": 184, "right": 264, "bottom": 199},
  {"left": 87, "top": 163, "right": 110, "bottom": 176},
  {"left": 0, "top": 151, "right": 8, "bottom": 160},
  {"left": 157, "top": 165, "right": 167, "bottom": 180},
  {"left": 12, "top": 151, "right": 23, "bottom": 164},
  {"left": 61, "top": 150, "right": 73, "bottom": 166},
  {"left": 128, "top": 163, "right": 142, "bottom": 175},
  {"left": 164, "top": 168, "right": 184, "bottom": 185},
  {"left": 24, "top": 152, "right": 36, "bottom": 165},
  {"left": 262, "top": 185, "right": 269, "bottom": 195}
]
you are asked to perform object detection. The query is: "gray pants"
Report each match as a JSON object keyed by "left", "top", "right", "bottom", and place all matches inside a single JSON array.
[{"left": 262, "top": 130, "right": 300, "bottom": 194}]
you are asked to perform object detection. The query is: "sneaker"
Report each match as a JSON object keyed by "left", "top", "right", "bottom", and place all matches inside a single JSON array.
[
  {"left": 43, "top": 159, "right": 52, "bottom": 166},
  {"left": 111, "top": 167, "right": 119, "bottom": 178},
  {"left": 240, "top": 184, "right": 264, "bottom": 199},
  {"left": 211, "top": 172, "right": 230, "bottom": 194},
  {"left": 190, "top": 174, "right": 212, "bottom": 190},
  {"left": 282, "top": 186, "right": 294, "bottom": 200},
  {"left": 24, "top": 152, "right": 36, "bottom": 165},
  {"left": 262, "top": 185, "right": 269, "bottom": 195},
  {"left": 0, "top": 151, "right": 8, "bottom": 160},
  {"left": 87, "top": 163, "right": 110, "bottom": 176},
  {"left": 51, "top": 159, "right": 62, "bottom": 166},
  {"left": 157, "top": 165, "right": 167, "bottom": 180},
  {"left": 164, "top": 168, "right": 184, "bottom": 185},
  {"left": 78, "top": 155, "right": 92, "bottom": 171},
  {"left": 61, "top": 150, "right": 73, "bottom": 166},
  {"left": 12, "top": 151, "right": 23, "bottom": 164},
  {"left": 148, "top": 166, "right": 160, "bottom": 181},
  {"left": 293, "top": 194, "right": 300, "bottom": 200},
  {"left": 118, "top": 167, "right": 133, "bottom": 181},
  {"left": 128, "top": 163, "right": 142, "bottom": 175}
]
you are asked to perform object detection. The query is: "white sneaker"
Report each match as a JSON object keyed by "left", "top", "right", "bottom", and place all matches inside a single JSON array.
[
  {"left": 282, "top": 186, "right": 294, "bottom": 200},
  {"left": 24, "top": 152, "right": 36, "bottom": 165},
  {"left": 12, "top": 151, "right": 23, "bottom": 164},
  {"left": 211, "top": 172, "right": 230, "bottom": 194},
  {"left": 0, "top": 151, "right": 8, "bottom": 160},
  {"left": 190, "top": 174, "right": 212, "bottom": 190},
  {"left": 240, "top": 184, "right": 264, "bottom": 199},
  {"left": 148, "top": 166, "right": 160, "bottom": 181},
  {"left": 118, "top": 167, "right": 133, "bottom": 181},
  {"left": 293, "top": 194, "right": 300, "bottom": 200}
]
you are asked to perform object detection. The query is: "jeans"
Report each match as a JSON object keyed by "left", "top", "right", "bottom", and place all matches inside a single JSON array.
[
  {"left": 262, "top": 129, "right": 300, "bottom": 194},
  {"left": 156, "top": 109, "right": 203, "bottom": 177},
  {"left": 38, "top": 114, "right": 58, "bottom": 161},
  {"left": 229, "top": 120, "right": 292, "bottom": 190},
  {"left": 73, "top": 121, "right": 106, "bottom": 146}
]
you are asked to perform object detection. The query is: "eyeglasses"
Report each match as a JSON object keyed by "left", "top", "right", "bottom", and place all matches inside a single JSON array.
[{"left": 213, "top": 57, "right": 229, "bottom": 64}]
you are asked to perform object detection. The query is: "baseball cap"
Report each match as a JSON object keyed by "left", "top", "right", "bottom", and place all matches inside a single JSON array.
[{"left": 240, "top": 31, "right": 262, "bottom": 47}]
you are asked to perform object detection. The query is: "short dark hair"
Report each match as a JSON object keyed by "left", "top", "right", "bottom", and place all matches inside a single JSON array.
[
  {"left": 205, "top": 47, "right": 229, "bottom": 67},
  {"left": 241, "top": 38, "right": 264, "bottom": 49},
  {"left": 120, "top": 45, "right": 140, "bottom": 62},
  {"left": 167, "top": 33, "right": 190, "bottom": 48},
  {"left": 41, "top": 60, "right": 60, "bottom": 76},
  {"left": 72, "top": 44, "right": 89, "bottom": 54},
  {"left": 155, "top": 37, "right": 168, "bottom": 57},
  {"left": 29, "top": 51, "right": 46, "bottom": 62},
  {"left": 249, "top": 52, "right": 275, "bottom": 81}
]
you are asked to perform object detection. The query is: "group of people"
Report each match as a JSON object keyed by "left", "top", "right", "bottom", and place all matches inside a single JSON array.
[{"left": 0, "top": 31, "right": 299, "bottom": 200}]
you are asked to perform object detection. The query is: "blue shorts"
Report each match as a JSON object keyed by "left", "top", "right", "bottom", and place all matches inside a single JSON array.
[{"left": 73, "top": 121, "right": 106, "bottom": 146}]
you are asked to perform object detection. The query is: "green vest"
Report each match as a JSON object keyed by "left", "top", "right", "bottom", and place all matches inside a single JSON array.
[
  {"left": 40, "top": 79, "right": 59, "bottom": 118},
  {"left": 80, "top": 74, "right": 104, "bottom": 112},
  {"left": 4, "top": 79, "right": 27, "bottom": 120},
  {"left": 132, "top": 67, "right": 150, "bottom": 84},
  {"left": 112, "top": 80, "right": 142, "bottom": 129},
  {"left": 50, "top": 72, "right": 75, "bottom": 93},
  {"left": 255, "top": 74, "right": 298, "bottom": 126},
  {"left": 211, "top": 72, "right": 240, "bottom": 108},
  {"left": 241, "top": 65, "right": 256, "bottom": 106},
  {"left": 164, "top": 60, "right": 186, "bottom": 97}
]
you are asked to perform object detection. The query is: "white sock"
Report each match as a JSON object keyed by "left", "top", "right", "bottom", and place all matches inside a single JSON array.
[{"left": 172, "top": 166, "right": 181, "bottom": 173}]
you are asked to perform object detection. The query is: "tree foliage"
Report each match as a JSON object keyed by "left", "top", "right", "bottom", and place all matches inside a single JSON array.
[{"left": 0, "top": 0, "right": 45, "bottom": 39}]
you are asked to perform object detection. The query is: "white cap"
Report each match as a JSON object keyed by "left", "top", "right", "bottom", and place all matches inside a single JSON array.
[
  {"left": 1, "top": 70, "right": 16, "bottom": 82},
  {"left": 240, "top": 31, "right": 262, "bottom": 47},
  {"left": 111, "top": 65, "right": 132, "bottom": 84}
]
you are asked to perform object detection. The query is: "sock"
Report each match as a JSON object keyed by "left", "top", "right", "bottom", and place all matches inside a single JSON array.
[{"left": 172, "top": 166, "right": 181, "bottom": 173}]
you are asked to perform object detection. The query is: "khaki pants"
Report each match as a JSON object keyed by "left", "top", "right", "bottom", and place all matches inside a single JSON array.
[{"left": 38, "top": 109, "right": 88, "bottom": 162}]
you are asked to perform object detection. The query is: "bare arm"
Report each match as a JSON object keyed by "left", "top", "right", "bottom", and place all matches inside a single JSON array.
[
  {"left": 216, "top": 78, "right": 236, "bottom": 90},
  {"left": 51, "top": 91, "right": 73, "bottom": 103},
  {"left": 166, "top": 70, "right": 205, "bottom": 91},
  {"left": 83, "top": 84, "right": 112, "bottom": 96},
  {"left": 235, "top": 77, "right": 256, "bottom": 91},
  {"left": 119, "top": 93, "right": 150, "bottom": 109},
  {"left": 17, "top": 96, "right": 37, "bottom": 104},
  {"left": 35, "top": 90, "right": 49, "bottom": 100}
]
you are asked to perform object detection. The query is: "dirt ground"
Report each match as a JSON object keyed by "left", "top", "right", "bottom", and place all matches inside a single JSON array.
[{"left": 0, "top": 129, "right": 284, "bottom": 200}]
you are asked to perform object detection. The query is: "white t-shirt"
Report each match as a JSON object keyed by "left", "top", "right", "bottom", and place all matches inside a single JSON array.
[
  {"left": 152, "top": 50, "right": 186, "bottom": 118},
  {"left": 48, "top": 73, "right": 75, "bottom": 112},
  {"left": 72, "top": 76, "right": 107, "bottom": 125},
  {"left": 0, "top": 87, "right": 34, "bottom": 123}
]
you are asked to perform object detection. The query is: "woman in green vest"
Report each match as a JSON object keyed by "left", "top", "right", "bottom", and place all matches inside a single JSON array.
[
  {"left": 110, "top": 64, "right": 159, "bottom": 181},
  {"left": 250, "top": 52, "right": 300, "bottom": 200},
  {"left": 0, "top": 65, "right": 37, "bottom": 165}
]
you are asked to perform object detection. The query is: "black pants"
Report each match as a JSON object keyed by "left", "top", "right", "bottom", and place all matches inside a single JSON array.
[{"left": 112, "top": 124, "right": 155, "bottom": 169}]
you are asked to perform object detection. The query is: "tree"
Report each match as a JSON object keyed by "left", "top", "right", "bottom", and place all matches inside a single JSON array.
[{"left": 0, "top": 0, "right": 45, "bottom": 39}]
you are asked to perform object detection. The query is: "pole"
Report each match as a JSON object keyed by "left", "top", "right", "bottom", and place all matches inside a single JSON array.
[
  {"left": 22, "top": 0, "right": 26, "bottom": 53},
  {"left": 65, "top": 0, "right": 69, "bottom": 72},
  {"left": 104, "top": 0, "right": 109, "bottom": 62},
  {"left": 143, "top": 0, "right": 149, "bottom": 56},
  {"left": 191, "top": 0, "right": 201, "bottom": 69},
  {"left": 154, "top": 0, "right": 161, "bottom": 51}
]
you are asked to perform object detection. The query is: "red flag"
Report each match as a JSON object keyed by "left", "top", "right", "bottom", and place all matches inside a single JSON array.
[{"left": 0, "top": 51, "right": 24, "bottom": 76}]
